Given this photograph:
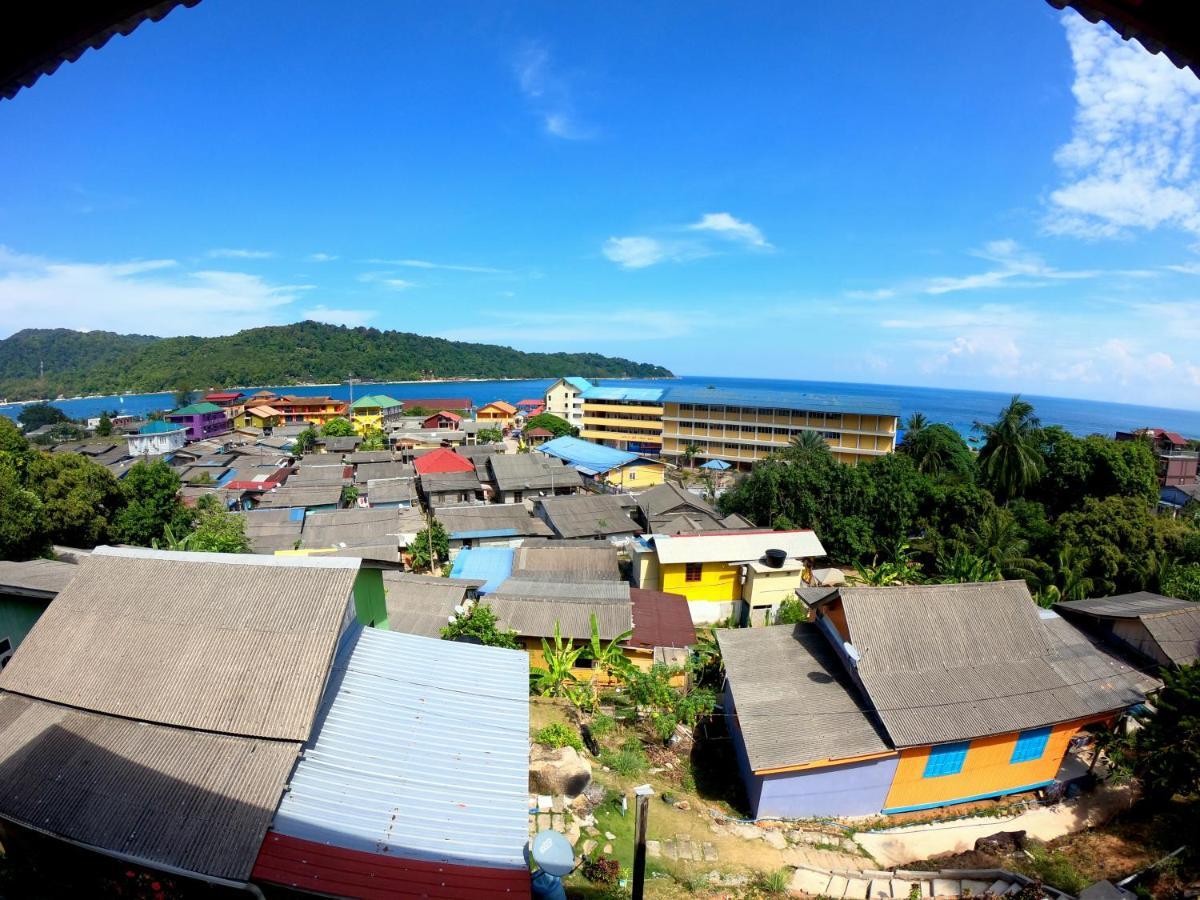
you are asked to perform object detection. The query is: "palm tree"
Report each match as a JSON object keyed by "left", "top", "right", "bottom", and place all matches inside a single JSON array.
[
  {"left": 1052, "top": 546, "right": 1093, "bottom": 602},
  {"left": 974, "top": 395, "right": 1044, "bottom": 503},
  {"left": 683, "top": 443, "right": 701, "bottom": 468},
  {"left": 935, "top": 547, "right": 1000, "bottom": 583},
  {"left": 903, "top": 412, "right": 929, "bottom": 435},
  {"left": 967, "top": 509, "right": 1043, "bottom": 584},
  {"left": 788, "top": 429, "right": 831, "bottom": 455}
]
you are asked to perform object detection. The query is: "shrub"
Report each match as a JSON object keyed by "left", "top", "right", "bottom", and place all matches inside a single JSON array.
[
  {"left": 601, "top": 736, "right": 648, "bottom": 777},
  {"left": 580, "top": 854, "right": 620, "bottom": 886},
  {"left": 590, "top": 713, "right": 616, "bottom": 739},
  {"left": 1024, "top": 847, "right": 1085, "bottom": 895},
  {"left": 534, "top": 722, "right": 583, "bottom": 752},
  {"left": 759, "top": 868, "right": 791, "bottom": 894}
]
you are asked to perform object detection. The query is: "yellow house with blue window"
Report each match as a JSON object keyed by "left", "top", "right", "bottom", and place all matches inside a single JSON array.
[{"left": 718, "top": 581, "right": 1157, "bottom": 820}]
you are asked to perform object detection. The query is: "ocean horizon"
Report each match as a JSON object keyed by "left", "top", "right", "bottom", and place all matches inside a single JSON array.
[{"left": 3, "top": 374, "right": 1199, "bottom": 442}]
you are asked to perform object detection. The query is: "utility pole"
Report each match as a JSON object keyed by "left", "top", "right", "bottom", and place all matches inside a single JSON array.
[
  {"left": 347, "top": 373, "right": 357, "bottom": 408},
  {"left": 631, "top": 785, "right": 654, "bottom": 900}
]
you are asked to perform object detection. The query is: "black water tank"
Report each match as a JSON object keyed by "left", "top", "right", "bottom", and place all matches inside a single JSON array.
[{"left": 764, "top": 549, "right": 787, "bottom": 568}]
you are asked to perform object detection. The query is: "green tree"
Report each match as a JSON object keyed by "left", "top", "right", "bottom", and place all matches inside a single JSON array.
[
  {"left": 16, "top": 402, "right": 70, "bottom": 432},
  {"left": 441, "top": 602, "right": 520, "bottom": 649},
  {"left": 1160, "top": 564, "right": 1200, "bottom": 602},
  {"left": 1128, "top": 662, "right": 1200, "bottom": 803},
  {"left": 963, "top": 507, "right": 1042, "bottom": 584},
  {"left": 111, "top": 460, "right": 191, "bottom": 547},
  {"left": 340, "top": 484, "right": 359, "bottom": 507},
  {"left": 1048, "top": 545, "right": 1094, "bottom": 602},
  {"left": 934, "top": 547, "right": 1000, "bottom": 583},
  {"left": 410, "top": 519, "right": 449, "bottom": 572},
  {"left": 0, "top": 460, "right": 45, "bottom": 560},
  {"left": 25, "top": 452, "right": 125, "bottom": 548},
  {"left": 902, "top": 423, "right": 975, "bottom": 479},
  {"left": 321, "top": 417, "right": 355, "bottom": 437},
  {"left": 1037, "top": 428, "right": 1158, "bottom": 516},
  {"left": 1057, "top": 495, "right": 1160, "bottom": 595},
  {"left": 359, "top": 428, "right": 386, "bottom": 451},
  {"left": 173, "top": 385, "right": 195, "bottom": 408},
  {"left": 682, "top": 443, "right": 701, "bottom": 468},
  {"left": 0, "top": 416, "right": 30, "bottom": 458},
  {"left": 523, "top": 412, "right": 573, "bottom": 437},
  {"left": 180, "top": 498, "right": 252, "bottom": 553},
  {"left": 903, "top": 412, "right": 929, "bottom": 436},
  {"left": 294, "top": 426, "right": 318, "bottom": 453},
  {"left": 788, "top": 429, "right": 833, "bottom": 456},
  {"left": 477, "top": 428, "right": 503, "bottom": 444},
  {"left": 975, "top": 396, "right": 1044, "bottom": 504},
  {"left": 95, "top": 413, "right": 113, "bottom": 437},
  {"left": 530, "top": 622, "right": 583, "bottom": 696}
]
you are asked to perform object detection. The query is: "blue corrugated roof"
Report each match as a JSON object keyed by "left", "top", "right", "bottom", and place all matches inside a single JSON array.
[
  {"left": 662, "top": 385, "right": 900, "bottom": 417},
  {"left": 270, "top": 625, "right": 529, "bottom": 869},
  {"left": 449, "top": 546, "right": 514, "bottom": 593},
  {"left": 138, "top": 419, "right": 185, "bottom": 434},
  {"left": 563, "top": 376, "right": 593, "bottom": 392},
  {"left": 581, "top": 386, "right": 665, "bottom": 403},
  {"left": 451, "top": 528, "right": 521, "bottom": 540},
  {"left": 536, "top": 435, "right": 640, "bottom": 474}
]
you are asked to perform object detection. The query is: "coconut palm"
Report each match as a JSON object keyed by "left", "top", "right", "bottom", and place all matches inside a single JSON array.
[
  {"left": 788, "top": 429, "right": 831, "bottom": 456},
  {"left": 903, "top": 412, "right": 929, "bottom": 435},
  {"left": 1052, "top": 546, "right": 1093, "bottom": 602},
  {"left": 974, "top": 395, "right": 1044, "bottom": 503},
  {"left": 935, "top": 547, "right": 1000, "bottom": 583},
  {"left": 683, "top": 443, "right": 701, "bottom": 468},
  {"left": 967, "top": 509, "right": 1043, "bottom": 584}
]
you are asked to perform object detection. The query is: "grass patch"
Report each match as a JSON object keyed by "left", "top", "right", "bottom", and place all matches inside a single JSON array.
[
  {"left": 536, "top": 722, "right": 583, "bottom": 752},
  {"left": 601, "top": 737, "right": 649, "bottom": 778},
  {"left": 1022, "top": 846, "right": 1087, "bottom": 895}
]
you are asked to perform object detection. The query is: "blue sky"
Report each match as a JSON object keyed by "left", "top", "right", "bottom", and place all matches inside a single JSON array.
[{"left": 2, "top": 1, "right": 1200, "bottom": 407}]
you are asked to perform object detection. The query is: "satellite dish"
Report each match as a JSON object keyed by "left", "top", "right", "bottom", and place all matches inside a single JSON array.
[{"left": 530, "top": 829, "right": 575, "bottom": 877}]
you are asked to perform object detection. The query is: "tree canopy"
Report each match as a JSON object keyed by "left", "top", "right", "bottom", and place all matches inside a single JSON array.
[
  {"left": 16, "top": 402, "right": 70, "bottom": 431},
  {"left": 523, "top": 412, "right": 574, "bottom": 437}
]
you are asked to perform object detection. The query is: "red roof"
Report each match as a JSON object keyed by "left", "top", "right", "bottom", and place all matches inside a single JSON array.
[
  {"left": 524, "top": 427, "right": 553, "bottom": 437},
  {"left": 628, "top": 588, "right": 697, "bottom": 650},
  {"left": 252, "top": 832, "right": 530, "bottom": 900},
  {"left": 223, "top": 479, "right": 281, "bottom": 492},
  {"left": 204, "top": 391, "right": 244, "bottom": 403},
  {"left": 516, "top": 399, "right": 543, "bottom": 408},
  {"left": 403, "top": 397, "right": 473, "bottom": 411},
  {"left": 413, "top": 447, "right": 475, "bottom": 475},
  {"left": 423, "top": 410, "right": 463, "bottom": 424}
]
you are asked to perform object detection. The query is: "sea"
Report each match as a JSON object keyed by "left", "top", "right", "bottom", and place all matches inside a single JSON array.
[{"left": 3, "top": 375, "right": 1200, "bottom": 441}]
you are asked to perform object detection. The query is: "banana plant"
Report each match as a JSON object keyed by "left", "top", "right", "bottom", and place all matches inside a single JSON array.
[
  {"left": 530, "top": 622, "right": 583, "bottom": 696},
  {"left": 583, "top": 612, "right": 634, "bottom": 682}
]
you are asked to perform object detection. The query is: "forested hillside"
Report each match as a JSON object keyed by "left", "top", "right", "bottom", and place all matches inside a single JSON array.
[{"left": 0, "top": 321, "right": 672, "bottom": 399}]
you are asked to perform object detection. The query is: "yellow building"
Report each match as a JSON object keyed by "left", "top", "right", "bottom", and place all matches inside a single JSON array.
[
  {"left": 660, "top": 386, "right": 899, "bottom": 469},
  {"left": 349, "top": 394, "right": 401, "bottom": 434},
  {"left": 580, "top": 386, "right": 665, "bottom": 454},
  {"left": 632, "top": 530, "right": 828, "bottom": 624},
  {"left": 543, "top": 377, "right": 592, "bottom": 427},
  {"left": 477, "top": 400, "right": 518, "bottom": 430},
  {"left": 241, "top": 404, "right": 283, "bottom": 429}
]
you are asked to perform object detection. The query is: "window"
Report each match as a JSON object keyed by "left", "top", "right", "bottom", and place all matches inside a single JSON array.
[
  {"left": 685, "top": 562, "right": 703, "bottom": 582},
  {"left": 1010, "top": 727, "right": 1052, "bottom": 764},
  {"left": 513, "top": 491, "right": 523, "bottom": 503},
  {"left": 923, "top": 741, "right": 970, "bottom": 778}
]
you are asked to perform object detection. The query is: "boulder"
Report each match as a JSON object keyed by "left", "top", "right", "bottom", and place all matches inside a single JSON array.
[
  {"left": 973, "top": 830, "right": 1028, "bottom": 854},
  {"left": 529, "top": 744, "right": 593, "bottom": 797}
]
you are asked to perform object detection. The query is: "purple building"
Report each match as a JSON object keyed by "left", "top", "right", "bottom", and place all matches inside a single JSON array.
[{"left": 165, "top": 401, "right": 231, "bottom": 441}]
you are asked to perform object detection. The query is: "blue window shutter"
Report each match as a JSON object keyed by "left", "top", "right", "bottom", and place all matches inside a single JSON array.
[
  {"left": 1010, "top": 727, "right": 1052, "bottom": 764},
  {"left": 923, "top": 741, "right": 970, "bottom": 778}
]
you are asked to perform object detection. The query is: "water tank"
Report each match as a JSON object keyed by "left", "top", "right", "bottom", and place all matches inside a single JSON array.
[{"left": 764, "top": 549, "right": 787, "bottom": 568}]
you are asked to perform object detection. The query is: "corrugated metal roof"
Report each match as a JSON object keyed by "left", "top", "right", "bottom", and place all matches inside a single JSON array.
[
  {"left": 449, "top": 547, "right": 515, "bottom": 593},
  {"left": 0, "top": 548, "right": 359, "bottom": 741},
  {"left": 838, "top": 582, "right": 1154, "bottom": 747},
  {"left": 435, "top": 505, "right": 552, "bottom": 539},
  {"left": 536, "top": 494, "right": 641, "bottom": 539},
  {"left": 384, "top": 573, "right": 483, "bottom": 638},
  {"left": 562, "top": 377, "right": 593, "bottom": 392},
  {"left": 255, "top": 484, "right": 344, "bottom": 509},
  {"left": 718, "top": 623, "right": 892, "bottom": 771},
  {"left": 488, "top": 597, "right": 632, "bottom": 640},
  {"left": 0, "top": 693, "right": 296, "bottom": 881},
  {"left": 366, "top": 477, "right": 418, "bottom": 504},
  {"left": 661, "top": 385, "right": 900, "bottom": 417},
  {"left": 628, "top": 588, "right": 696, "bottom": 649},
  {"left": 581, "top": 386, "right": 665, "bottom": 403},
  {"left": 265, "top": 627, "right": 529, "bottom": 871},
  {"left": 536, "top": 436, "right": 643, "bottom": 474},
  {"left": 420, "top": 470, "right": 483, "bottom": 492},
  {"left": 511, "top": 544, "right": 620, "bottom": 580},
  {"left": 344, "top": 450, "right": 395, "bottom": 464},
  {"left": 355, "top": 460, "right": 414, "bottom": 483},
  {"left": 413, "top": 448, "right": 475, "bottom": 475},
  {"left": 651, "top": 530, "right": 825, "bottom": 564},
  {"left": 1141, "top": 609, "right": 1200, "bottom": 666},
  {"left": 0, "top": 558, "right": 79, "bottom": 597},
  {"left": 1055, "top": 592, "right": 1196, "bottom": 618},
  {"left": 488, "top": 454, "right": 582, "bottom": 492},
  {"left": 492, "top": 578, "right": 631, "bottom": 602}
]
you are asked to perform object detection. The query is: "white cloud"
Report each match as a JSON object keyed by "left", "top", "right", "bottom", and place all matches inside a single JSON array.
[
  {"left": 308, "top": 252, "right": 338, "bottom": 262},
  {"left": 844, "top": 288, "right": 897, "bottom": 300},
  {"left": 367, "top": 258, "right": 507, "bottom": 274},
  {"left": 513, "top": 41, "right": 594, "bottom": 140},
  {"left": 207, "top": 248, "right": 274, "bottom": 259},
  {"left": 602, "top": 237, "right": 670, "bottom": 269},
  {"left": 357, "top": 271, "right": 416, "bottom": 290},
  {"left": 0, "top": 247, "right": 299, "bottom": 337},
  {"left": 300, "top": 305, "right": 375, "bottom": 327},
  {"left": 688, "top": 212, "right": 771, "bottom": 249},
  {"left": 1045, "top": 12, "right": 1200, "bottom": 238}
]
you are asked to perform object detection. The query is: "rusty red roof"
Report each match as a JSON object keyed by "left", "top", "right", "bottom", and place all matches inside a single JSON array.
[
  {"left": 628, "top": 588, "right": 697, "bottom": 650},
  {"left": 423, "top": 410, "right": 462, "bottom": 423},
  {"left": 413, "top": 447, "right": 475, "bottom": 475},
  {"left": 402, "top": 397, "right": 473, "bottom": 411}
]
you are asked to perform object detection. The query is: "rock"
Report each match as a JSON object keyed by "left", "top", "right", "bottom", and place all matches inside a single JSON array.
[
  {"left": 605, "top": 831, "right": 617, "bottom": 840},
  {"left": 565, "top": 821, "right": 581, "bottom": 846},
  {"left": 674, "top": 799, "right": 691, "bottom": 811},
  {"left": 646, "top": 840, "right": 661, "bottom": 858},
  {"left": 529, "top": 745, "right": 593, "bottom": 797},
  {"left": 761, "top": 829, "right": 788, "bottom": 850},
  {"left": 551, "top": 814, "right": 564, "bottom": 831},
  {"left": 727, "top": 822, "right": 762, "bottom": 840},
  {"left": 702, "top": 842, "right": 718, "bottom": 862},
  {"left": 537, "top": 813, "right": 552, "bottom": 831},
  {"left": 582, "top": 839, "right": 598, "bottom": 856},
  {"left": 603, "top": 843, "right": 613, "bottom": 854},
  {"left": 585, "top": 825, "right": 600, "bottom": 836},
  {"left": 551, "top": 795, "right": 566, "bottom": 813},
  {"left": 974, "top": 830, "right": 1027, "bottom": 854},
  {"left": 537, "top": 794, "right": 553, "bottom": 812}
]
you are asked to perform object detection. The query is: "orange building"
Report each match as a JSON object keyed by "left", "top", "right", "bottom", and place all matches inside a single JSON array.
[{"left": 476, "top": 400, "right": 518, "bottom": 430}]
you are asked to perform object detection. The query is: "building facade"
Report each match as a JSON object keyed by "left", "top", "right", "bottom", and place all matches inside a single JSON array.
[
  {"left": 580, "top": 386, "right": 665, "bottom": 454},
  {"left": 476, "top": 400, "right": 518, "bottom": 430},
  {"left": 165, "top": 402, "right": 232, "bottom": 441},
  {"left": 544, "top": 377, "right": 592, "bottom": 427},
  {"left": 350, "top": 395, "right": 402, "bottom": 434},
  {"left": 126, "top": 419, "right": 188, "bottom": 456},
  {"left": 1116, "top": 428, "right": 1198, "bottom": 488},
  {"left": 243, "top": 395, "right": 349, "bottom": 427}
]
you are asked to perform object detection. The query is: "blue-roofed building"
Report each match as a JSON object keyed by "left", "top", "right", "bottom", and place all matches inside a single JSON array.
[
  {"left": 449, "top": 546, "right": 516, "bottom": 593},
  {"left": 543, "top": 376, "right": 593, "bottom": 428},
  {"left": 125, "top": 418, "right": 187, "bottom": 457},
  {"left": 580, "top": 385, "right": 666, "bottom": 454},
  {"left": 659, "top": 384, "right": 900, "bottom": 470},
  {"left": 252, "top": 624, "right": 531, "bottom": 897},
  {"left": 536, "top": 435, "right": 667, "bottom": 490}
]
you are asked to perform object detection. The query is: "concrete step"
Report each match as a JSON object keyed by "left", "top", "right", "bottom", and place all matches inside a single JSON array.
[
  {"left": 826, "top": 875, "right": 850, "bottom": 898},
  {"left": 962, "top": 880, "right": 993, "bottom": 896},
  {"left": 890, "top": 878, "right": 920, "bottom": 899},
  {"left": 789, "top": 867, "right": 835, "bottom": 897},
  {"left": 932, "top": 878, "right": 962, "bottom": 898},
  {"left": 868, "top": 878, "right": 894, "bottom": 898},
  {"left": 843, "top": 877, "right": 872, "bottom": 899},
  {"left": 988, "top": 881, "right": 1014, "bottom": 896}
]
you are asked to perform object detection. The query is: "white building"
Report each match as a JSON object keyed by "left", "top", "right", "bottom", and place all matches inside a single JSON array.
[
  {"left": 543, "top": 376, "right": 592, "bottom": 427},
  {"left": 125, "top": 421, "right": 187, "bottom": 456}
]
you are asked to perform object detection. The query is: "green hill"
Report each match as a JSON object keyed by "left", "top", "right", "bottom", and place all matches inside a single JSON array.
[{"left": 0, "top": 321, "right": 673, "bottom": 400}]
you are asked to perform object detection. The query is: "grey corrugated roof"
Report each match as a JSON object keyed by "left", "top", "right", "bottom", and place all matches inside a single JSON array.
[
  {"left": 837, "top": 582, "right": 1153, "bottom": 747},
  {"left": 302, "top": 508, "right": 413, "bottom": 549},
  {"left": 0, "top": 558, "right": 79, "bottom": 597},
  {"left": 536, "top": 494, "right": 641, "bottom": 539},
  {"left": 488, "top": 596, "right": 633, "bottom": 640},
  {"left": 289, "top": 465, "right": 350, "bottom": 485},
  {"left": 383, "top": 573, "right": 483, "bottom": 638},
  {"left": 492, "top": 577, "right": 630, "bottom": 602},
  {"left": 255, "top": 484, "right": 344, "bottom": 508},
  {"left": 488, "top": 454, "right": 583, "bottom": 492},
  {"left": 511, "top": 544, "right": 620, "bottom": 581},
  {"left": 718, "top": 623, "right": 892, "bottom": 771},
  {"left": 0, "top": 548, "right": 359, "bottom": 741},
  {"left": 637, "top": 482, "right": 718, "bottom": 519},
  {"left": 319, "top": 436, "right": 361, "bottom": 452},
  {"left": 434, "top": 504, "right": 553, "bottom": 538},
  {"left": 0, "top": 693, "right": 297, "bottom": 881},
  {"left": 344, "top": 450, "right": 397, "bottom": 464},
  {"left": 420, "top": 470, "right": 483, "bottom": 493},
  {"left": 365, "top": 477, "right": 418, "bottom": 504},
  {"left": 1041, "top": 611, "right": 1163, "bottom": 697},
  {"left": 1141, "top": 609, "right": 1200, "bottom": 666},
  {"left": 266, "top": 627, "right": 529, "bottom": 870},
  {"left": 1055, "top": 592, "right": 1196, "bottom": 618},
  {"left": 354, "top": 461, "right": 414, "bottom": 483}
]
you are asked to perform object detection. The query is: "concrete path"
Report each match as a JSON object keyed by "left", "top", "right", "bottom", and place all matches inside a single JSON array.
[{"left": 855, "top": 784, "right": 1138, "bottom": 868}]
